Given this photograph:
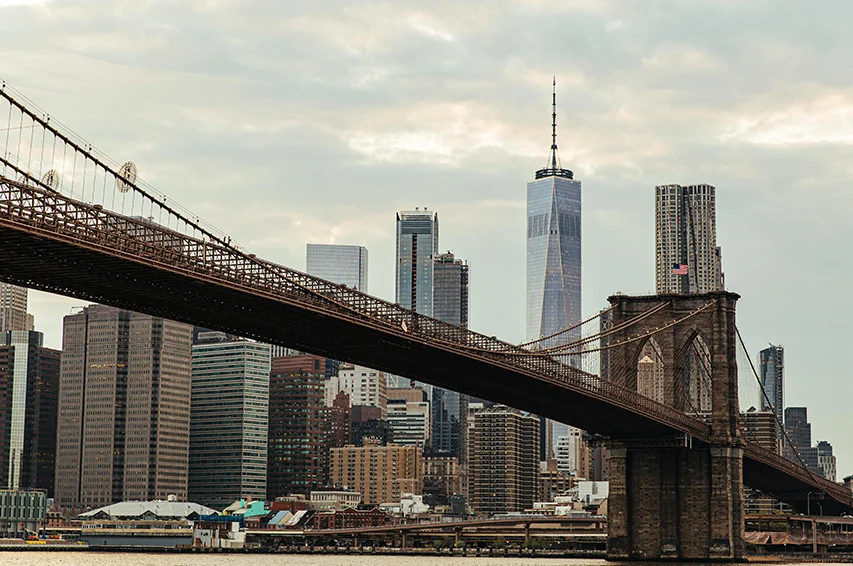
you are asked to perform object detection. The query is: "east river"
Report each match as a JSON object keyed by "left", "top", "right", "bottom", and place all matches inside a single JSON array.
[{"left": 0, "top": 553, "right": 850, "bottom": 566}]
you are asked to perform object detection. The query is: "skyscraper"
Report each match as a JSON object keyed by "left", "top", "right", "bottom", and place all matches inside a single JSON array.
[
  {"left": 306, "top": 244, "right": 369, "bottom": 293},
  {"left": 468, "top": 405, "right": 539, "bottom": 515},
  {"left": 0, "top": 283, "right": 33, "bottom": 332},
  {"left": 0, "top": 331, "right": 60, "bottom": 494},
  {"left": 431, "top": 251, "right": 470, "bottom": 460},
  {"left": 55, "top": 306, "right": 192, "bottom": 506},
  {"left": 267, "top": 354, "right": 328, "bottom": 499},
  {"left": 526, "top": 80, "right": 581, "bottom": 459},
  {"left": 396, "top": 209, "right": 438, "bottom": 316},
  {"left": 433, "top": 252, "right": 469, "bottom": 327},
  {"left": 655, "top": 184, "right": 724, "bottom": 294},
  {"left": 526, "top": 81, "right": 581, "bottom": 347},
  {"left": 189, "top": 334, "right": 270, "bottom": 508},
  {"left": 759, "top": 344, "right": 784, "bottom": 437}
]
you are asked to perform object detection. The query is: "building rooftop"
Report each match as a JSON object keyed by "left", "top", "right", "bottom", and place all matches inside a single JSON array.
[{"left": 79, "top": 501, "right": 218, "bottom": 520}]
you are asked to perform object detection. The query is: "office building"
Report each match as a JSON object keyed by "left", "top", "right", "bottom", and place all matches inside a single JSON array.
[
  {"left": 327, "top": 363, "right": 387, "bottom": 418},
  {"left": 468, "top": 405, "right": 539, "bottom": 516},
  {"left": 0, "top": 284, "right": 33, "bottom": 333},
  {"left": 328, "top": 392, "right": 351, "bottom": 449},
  {"left": 526, "top": 82, "right": 582, "bottom": 349},
  {"left": 306, "top": 244, "right": 369, "bottom": 293},
  {"left": 433, "top": 252, "right": 468, "bottom": 327},
  {"left": 267, "top": 354, "right": 328, "bottom": 499},
  {"left": 655, "top": 184, "right": 724, "bottom": 294},
  {"left": 329, "top": 440, "right": 423, "bottom": 505},
  {"left": 759, "top": 345, "right": 784, "bottom": 438},
  {"left": 526, "top": 82, "right": 582, "bottom": 459},
  {"left": 430, "top": 251, "right": 470, "bottom": 460},
  {"left": 742, "top": 407, "right": 779, "bottom": 453},
  {"left": 783, "top": 407, "right": 811, "bottom": 460},
  {"left": 56, "top": 306, "right": 192, "bottom": 506},
  {"left": 0, "top": 331, "right": 60, "bottom": 493},
  {"left": 816, "top": 441, "right": 837, "bottom": 482},
  {"left": 387, "top": 398, "right": 430, "bottom": 448},
  {"left": 396, "top": 209, "right": 438, "bottom": 316},
  {"left": 189, "top": 335, "right": 269, "bottom": 508},
  {"left": 555, "top": 427, "right": 585, "bottom": 477},
  {"left": 350, "top": 405, "right": 393, "bottom": 446}
]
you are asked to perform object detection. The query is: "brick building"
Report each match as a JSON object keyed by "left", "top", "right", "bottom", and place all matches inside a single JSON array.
[{"left": 329, "top": 440, "right": 423, "bottom": 505}]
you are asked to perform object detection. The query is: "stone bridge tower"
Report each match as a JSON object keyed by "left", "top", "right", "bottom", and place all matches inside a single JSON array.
[{"left": 603, "top": 291, "right": 744, "bottom": 561}]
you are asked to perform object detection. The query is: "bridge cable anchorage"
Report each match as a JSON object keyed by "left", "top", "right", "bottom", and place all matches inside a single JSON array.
[
  {"left": 518, "top": 304, "right": 618, "bottom": 349},
  {"left": 735, "top": 327, "right": 833, "bottom": 501},
  {"left": 537, "top": 301, "right": 672, "bottom": 355}
]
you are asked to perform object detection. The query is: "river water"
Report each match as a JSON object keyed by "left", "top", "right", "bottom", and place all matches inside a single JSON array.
[{"left": 0, "top": 553, "right": 849, "bottom": 565}]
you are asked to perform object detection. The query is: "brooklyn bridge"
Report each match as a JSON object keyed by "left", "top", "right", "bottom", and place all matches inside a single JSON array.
[{"left": 0, "top": 82, "right": 848, "bottom": 561}]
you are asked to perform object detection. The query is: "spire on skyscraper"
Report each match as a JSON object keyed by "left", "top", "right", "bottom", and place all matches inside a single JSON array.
[{"left": 536, "top": 78, "right": 573, "bottom": 180}]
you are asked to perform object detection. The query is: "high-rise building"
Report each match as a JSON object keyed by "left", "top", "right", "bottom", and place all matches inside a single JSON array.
[
  {"left": 387, "top": 398, "right": 430, "bottom": 448},
  {"left": 267, "top": 354, "right": 328, "bottom": 499},
  {"left": 328, "top": 392, "right": 351, "bottom": 450},
  {"left": 816, "top": 441, "right": 837, "bottom": 482},
  {"left": 759, "top": 344, "right": 784, "bottom": 438},
  {"left": 742, "top": 407, "right": 779, "bottom": 453},
  {"left": 306, "top": 244, "right": 369, "bottom": 293},
  {"left": 327, "top": 364, "right": 387, "bottom": 418},
  {"left": 189, "top": 336, "right": 270, "bottom": 508},
  {"left": 396, "top": 209, "right": 438, "bottom": 316},
  {"left": 655, "top": 184, "right": 724, "bottom": 294},
  {"left": 526, "top": 82, "right": 582, "bottom": 460},
  {"left": 468, "top": 405, "right": 539, "bottom": 516},
  {"left": 0, "top": 284, "right": 33, "bottom": 333},
  {"left": 433, "top": 252, "right": 469, "bottom": 327},
  {"left": 526, "top": 81, "right": 582, "bottom": 348},
  {"left": 431, "top": 251, "right": 470, "bottom": 460},
  {"left": 783, "top": 407, "right": 811, "bottom": 459},
  {"left": 555, "top": 427, "right": 584, "bottom": 477},
  {"left": 0, "top": 331, "right": 60, "bottom": 494},
  {"left": 329, "top": 440, "right": 423, "bottom": 505},
  {"left": 55, "top": 306, "right": 192, "bottom": 506}
]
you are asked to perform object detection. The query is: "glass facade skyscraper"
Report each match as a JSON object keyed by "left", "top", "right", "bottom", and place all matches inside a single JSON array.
[
  {"left": 189, "top": 336, "right": 270, "bottom": 508},
  {"left": 306, "top": 243, "right": 368, "bottom": 293},
  {"left": 526, "top": 175, "right": 582, "bottom": 346},
  {"left": 396, "top": 209, "right": 438, "bottom": 316},
  {"left": 759, "top": 344, "right": 784, "bottom": 438},
  {"left": 526, "top": 81, "right": 582, "bottom": 459}
]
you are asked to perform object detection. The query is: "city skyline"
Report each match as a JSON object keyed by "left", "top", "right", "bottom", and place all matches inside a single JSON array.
[{"left": 5, "top": 1, "right": 853, "bottom": 474}]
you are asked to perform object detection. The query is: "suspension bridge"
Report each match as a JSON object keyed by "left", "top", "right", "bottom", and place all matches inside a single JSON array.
[{"left": 0, "top": 81, "right": 849, "bottom": 561}]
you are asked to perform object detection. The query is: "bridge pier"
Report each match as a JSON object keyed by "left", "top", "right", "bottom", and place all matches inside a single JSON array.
[{"left": 607, "top": 444, "right": 744, "bottom": 562}]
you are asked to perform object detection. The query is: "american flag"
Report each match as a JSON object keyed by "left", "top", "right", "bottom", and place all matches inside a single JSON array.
[{"left": 672, "top": 263, "right": 688, "bottom": 275}]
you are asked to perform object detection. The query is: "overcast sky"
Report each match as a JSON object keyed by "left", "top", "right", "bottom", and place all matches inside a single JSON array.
[{"left": 3, "top": 0, "right": 852, "bottom": 475}]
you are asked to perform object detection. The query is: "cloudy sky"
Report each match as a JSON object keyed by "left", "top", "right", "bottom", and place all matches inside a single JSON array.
[{"left": 2, "top": 0, "right": 852, "bottom": 473}]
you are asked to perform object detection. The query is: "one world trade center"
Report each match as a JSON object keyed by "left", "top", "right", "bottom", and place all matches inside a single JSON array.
[{"left": 526, "top": 80, "right": 582, "bottom": 460}]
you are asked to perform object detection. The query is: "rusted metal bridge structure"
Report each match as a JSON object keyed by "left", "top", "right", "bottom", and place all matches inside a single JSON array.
[{"left": 0, "top": 81, "right": 849, "bottom": 561}]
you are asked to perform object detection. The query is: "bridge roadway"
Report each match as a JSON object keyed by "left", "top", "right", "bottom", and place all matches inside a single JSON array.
[{"left": 0, "top": 177, "right": 849, "bottom": 513}]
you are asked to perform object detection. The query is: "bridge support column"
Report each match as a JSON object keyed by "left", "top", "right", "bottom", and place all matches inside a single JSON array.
[{"left": 607, "top": 444, "right": 744, "bottom": 562}]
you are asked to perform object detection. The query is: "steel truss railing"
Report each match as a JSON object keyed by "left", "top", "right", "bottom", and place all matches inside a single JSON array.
[
  {"left": 0, "top": 176, "right": 709, "bottom": 439},
  {"left": 743, "top": 443, "right": 851, "bottom": 505}
]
